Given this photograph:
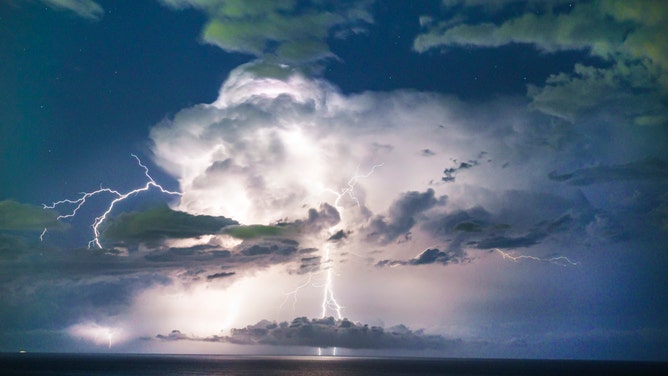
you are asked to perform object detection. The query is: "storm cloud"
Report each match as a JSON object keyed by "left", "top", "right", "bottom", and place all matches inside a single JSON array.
[
  {"left": 365, "top": 189, "right": 446, "bottom": 244},
  {"left": 158, "top": 317, "right": 457, "bottom": 350},
  {"left": 376, "top": 248, "right": 468, "bottom": 268},
  {"left": 2, "top": 0, "right": 667, "bottom": 359},
  {"left": 102, "top": 204, "right": 238, "bottom": 246}
]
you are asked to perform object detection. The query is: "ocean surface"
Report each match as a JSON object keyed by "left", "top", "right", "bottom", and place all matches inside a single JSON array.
[{"left": 0, "top": 353, "right": 665, "bottom": 375}]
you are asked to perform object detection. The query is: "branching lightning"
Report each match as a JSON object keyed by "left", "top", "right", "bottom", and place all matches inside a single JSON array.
[
  {"left": 326, "top": 163, "right": 384, "bottom": 209},
  {"left": 278, "top": 272, "right": 316, "bottom": 316},
  {"left": 493, "top": 248, "right": 579, "bottom": 266},
  {"left": 278, "top": 163, "right": 383, "bottom": 321},
  {"left": 43, "top": 154, "right": 181, "bottom": 248},
  {"left": 320, "top": 163, "right": 383, "bottom": 319},
  {"left": 320, "top": 243, "right": 343, "bottom": 319}
]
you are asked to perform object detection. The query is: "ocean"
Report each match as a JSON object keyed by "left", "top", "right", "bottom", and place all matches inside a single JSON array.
[{"left": 0, "top": 354, "right": 665, "bottom": 375}]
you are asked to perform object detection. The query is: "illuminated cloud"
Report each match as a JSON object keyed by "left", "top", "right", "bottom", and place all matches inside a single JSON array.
[
  {"left": 67, "top": 322, "right": 126, "bottom": 348},
  {"left": 2, "top": 0, "right": 667, "bottom": 359},
  {"left": 40, "top": 0, "right": 103, "bottom": 20},
  {"left": 148, "top": 59, "right": 626, "bottom": 270},
  {"left": 150, "top": 61, "right": 465, "bottom": 226},
  {"left": 159, "top": 0, "right": 373, "bottom": 62},
  {"left": 6, "top": 54, "right": 658, "bottom": 355}
]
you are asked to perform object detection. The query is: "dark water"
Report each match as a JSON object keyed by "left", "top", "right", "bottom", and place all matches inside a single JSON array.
[{"left": 0, "top": 354, "right": 665, "bottom": 376}]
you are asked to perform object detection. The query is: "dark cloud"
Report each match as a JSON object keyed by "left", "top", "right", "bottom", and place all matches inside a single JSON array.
[
  {"left": 137, "top": 237, "right": 312, "bottom": 276},
  {"left": 222, "top": 225, "right": 283, "bottom": 239},
  {"left": 0, "top": 201, "right": 63, "bottom": 260},
  {"left": 1, "top": 271, "right": 170, "bottom": 332},
  {"left": 377, "top": 247, "right": 468, "bottom": 268},
  {"left": 462, "top": 212, "right": 575, "bottom": 251},
  {"left": 0, "top": 234, "right": 27, "bottom": 260},
  {"left": 102, "top": 204, "right": 238, "bottom": 245},
  {"left": 296, "top": 256, "right": 321, "bottom": 274},
  {"left": 474, "top": 232, "right": 546, "bottom": 249},
  {"left": 0, "top": 233, "right": 328, "bottom": 349},
  {"left": 286, "top": 203, "right": 341, "bottom": 233},
  {"left": 206, "top": 271, "right": 236, "bottom": 280},
  {"left": 366, "top": 189, "right": 446, "bottom": 244},
  {"left": 549, "top": 158, "right": 668, "bottom": 186},
  {"left": 409, "top": 248, "right": 465, "bottom": 265},
  {"left": 442, "top": 159, "right": 480, "bottom": 183},
  {"left": 240, "top": 239, "right": 298, "bottom": 257},
  {"left": 366, "top": 186, "right": 593, "bottom": 266},
  {"left": 327, "top": 230, "right": 347, "bottom": 242},
  {"left": 423, "top": 206, "right": 493, "bottom": 237},
  {"left": 454, "top": 222, "right": 484, "bottom": 232},
  {"left": 382, "top": 189, "right": 603, "bottom": 267},
  {"left": 157, "top": 317, "right": 457, "bottom": 350},
  {"left": 156, "top": 329, "right": 191, "bottom": 341},
  {"left": 421, "top": 149, "right": 436, "bottom": 157},
  {"left": 0, "top": 200, "right": 62, "bottom": 231},
  {"left": 143, "top": 247, "right": 225, "bottom": 263}
]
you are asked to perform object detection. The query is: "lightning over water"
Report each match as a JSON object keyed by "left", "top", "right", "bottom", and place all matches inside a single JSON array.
[
  {"left": 278, "top": 163, "right": 384, "bottom": 321},
  {"left": 320, "top": 242, "right": 344, "bottom": 319}
]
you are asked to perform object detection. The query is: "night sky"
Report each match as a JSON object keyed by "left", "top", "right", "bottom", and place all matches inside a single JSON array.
[{"left": 1, "top": 0, "right": 667, "bottom": 360}]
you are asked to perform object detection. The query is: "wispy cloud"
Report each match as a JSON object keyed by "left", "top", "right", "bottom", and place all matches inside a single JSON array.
[
  {"left": 414, "top": 0, "right": 668, "bottom": 126},
  {"left": 159, "top": 0, "right": 373, "bottom": 63},
  {"left": 40, "top": 0, "right": 103, "bottom": 20}
]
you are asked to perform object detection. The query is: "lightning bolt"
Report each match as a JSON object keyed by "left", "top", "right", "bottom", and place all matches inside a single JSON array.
[
  {"left": 278, "top": 164, "right": 383, "bottom": 320},
  {"left": 319, "top": 163, "right": 383, "bottom": 319},
  {"left": 106, "top": 329, "right": 113, "bottom": 349},
  {"left": 278, "top": 272, "right": 316, "bottom": 316},
  {"left": 320, "top": 243, "right": 343, "bottom": 319},
  {"left": 493, "top": 248, "right": 578, "bottom": 266},
  {"left": 326, "top": 163, "right": 384, "bottom": 209},
  {"left": 43, "top": 154, "right": 181, "bottom": 248}
]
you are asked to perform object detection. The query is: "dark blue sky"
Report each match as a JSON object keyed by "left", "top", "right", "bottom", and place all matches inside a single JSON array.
[
  {"left": 0, "top": 0, "right": 666, "bottom": 359},
  {"left": 2, "top": 0, "right": 237, "bottom": 201}
]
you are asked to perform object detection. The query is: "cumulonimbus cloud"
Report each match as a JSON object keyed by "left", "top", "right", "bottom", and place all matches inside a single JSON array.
[
  {"left": 149, "top": 59, "right": 620, "bottom": 269},
  {"left": 149, "top": 61, "right": 471, "bottom": 227}
]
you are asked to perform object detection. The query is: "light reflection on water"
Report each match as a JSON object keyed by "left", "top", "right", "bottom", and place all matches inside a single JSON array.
[{"left": 0, "top": 353, "right": 663, "bottom": 376}]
